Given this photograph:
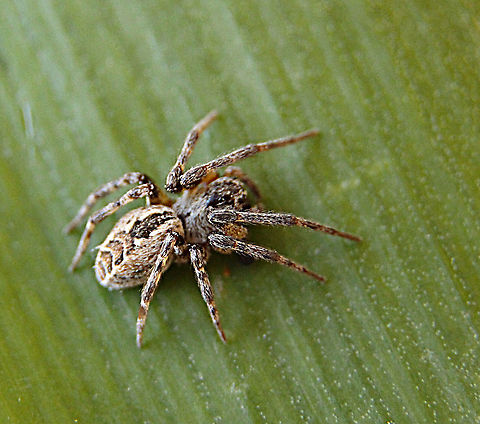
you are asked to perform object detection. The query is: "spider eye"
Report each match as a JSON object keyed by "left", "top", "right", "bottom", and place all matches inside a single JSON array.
[{"left": 206, "top": 193, "right": 230, "bottom": 208}]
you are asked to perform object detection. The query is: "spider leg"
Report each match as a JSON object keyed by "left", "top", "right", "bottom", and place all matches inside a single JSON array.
[
  {"left": 189, "top": 244, "right": 226, "bottom": 343},
  {"left": 208, "top": 210, "right": 361, "bottom": 242},
  {"left": 69, "top": 183, "right": 157, "bottom": 271},
  {"left": 64, "top": 172, "right": 170, "bottom": 234},
  {"left": 178, "top": 129, "right": 319, "bottom": 191},
  {"left": 165, "top": 110, "right": 218, "bottom": 192},
  {"left": 208, "top": 233, "right": 326, "bottom": 282},
  {"left": 136, "top": 232, "right": 178, "bottom": 348}
]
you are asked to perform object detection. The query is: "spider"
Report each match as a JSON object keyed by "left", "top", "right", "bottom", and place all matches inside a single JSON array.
[{"left": 66, "top": 111, "right": 360, "bottom": 347}]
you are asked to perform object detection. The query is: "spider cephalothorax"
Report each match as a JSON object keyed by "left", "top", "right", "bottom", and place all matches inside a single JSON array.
[{"left": 66, "top": 111, "right": 360, "bottom": 347}]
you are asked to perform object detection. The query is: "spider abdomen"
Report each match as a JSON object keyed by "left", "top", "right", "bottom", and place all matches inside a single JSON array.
[{"left": 95, "top": 205, "right": 184, "bottom": 289}]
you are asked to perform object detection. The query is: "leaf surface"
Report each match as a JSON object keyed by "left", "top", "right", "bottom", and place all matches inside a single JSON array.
[{"left": 0, "top": 1, "right": 478, "bottom": 423}]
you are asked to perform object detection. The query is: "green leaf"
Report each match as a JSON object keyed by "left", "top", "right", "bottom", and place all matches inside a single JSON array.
[{"left": 0, "top": 0, "right": 478, "bottom": 422}]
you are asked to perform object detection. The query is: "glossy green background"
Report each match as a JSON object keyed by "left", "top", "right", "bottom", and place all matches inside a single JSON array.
[{"left": 0, "top": 1, "right": 479, "bottom": 423}]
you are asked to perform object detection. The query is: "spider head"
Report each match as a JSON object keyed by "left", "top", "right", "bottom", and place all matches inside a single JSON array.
[{"left": 204, "top": 177, "right": 249, "bottom": 210}]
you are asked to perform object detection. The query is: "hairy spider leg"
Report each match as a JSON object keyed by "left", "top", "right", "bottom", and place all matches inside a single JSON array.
[
  {"left": 208, "top": 234, "right": 326, "bottom": 282},
  {"left": 64, "top": 172, "right": 169, "bottom": 234},
  {"left": 176, "top": 129, "right": 320, "bottom": 191},
  {"left": 136, "top": 232, "right": 178, "bottom": 348},
  {"left": 69, "top": 183, "right": 157, "bottom": 271},
  {"left": 165, "top": 110, "right": 219, "bottom": 192},
  {"left": 189, "top": 244, "right": 226, "bottom": 343},
  {"left": 208, "top": 210, "right": 361, "bottom": 242}
]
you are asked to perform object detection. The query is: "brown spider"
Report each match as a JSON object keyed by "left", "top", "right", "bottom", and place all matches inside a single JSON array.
[{"left": 66, "top": 111, "right": 360, "bottom": 347}]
